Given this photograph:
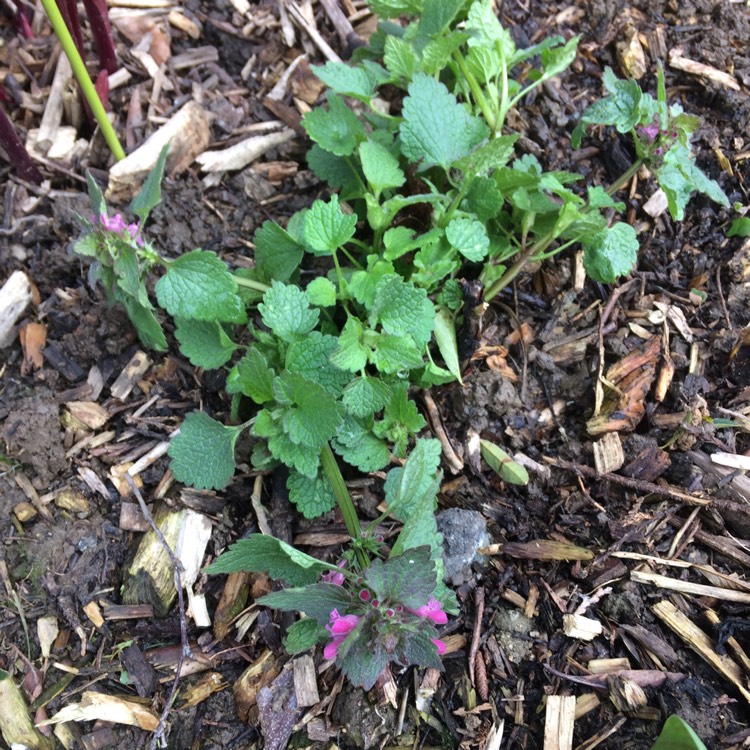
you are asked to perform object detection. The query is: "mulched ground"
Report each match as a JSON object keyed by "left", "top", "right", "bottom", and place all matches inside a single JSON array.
[{"left": 2, "top": 0, "right": 750, "bottom": 748}]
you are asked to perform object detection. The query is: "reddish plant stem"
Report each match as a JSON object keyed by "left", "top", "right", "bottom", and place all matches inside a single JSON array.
[{"left": 0, "top": 106, "right": 42, "bottom": 183}]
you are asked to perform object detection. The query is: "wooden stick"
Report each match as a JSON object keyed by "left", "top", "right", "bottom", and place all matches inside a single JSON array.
[{"left": 543, "top": 695, "right": 575, "bottom": 750}]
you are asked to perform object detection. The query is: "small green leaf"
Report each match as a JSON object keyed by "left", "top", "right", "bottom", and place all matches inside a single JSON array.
[
  {"left": 582, "top": 222, "right": 639, "bottom": 284},
  {"left": 207, "top": 534, "right": 336, "bottom": 586},
  {"left": 169, "top": 411, "right": 242, "bottom": 490},
  {"left": 400, "top": 74, "right": 489, "bottom": 169},
  {"left": 286, "top": 332, "right": 350, "bottom": 395},
  {"left": 417, "top": 0, "right": 465, "bottom": 37},
  {"left": 312, "top": 61, "right": 387, "bottom": 101},
  {"left": 370, "top": 275, "right": 435, "bottom": 346},
  {"left": 333, "top": 415, "right": 391, "bottom": 472},
  {"left": 156, "top": 250, "right": 245, "bottom": 323},
  {"left": 306, "top": 277, "right": 337, "bottom": 307},
  {"left": 307, "top": 145, "right": 362, "bottom": 191},
  {"left": 226, "top": 347, "right": 275, "bottom": 403},
  {"left": 453, "top": 134, "right": 519, "bottom": 174},
  {"left": 540, "top": 35, "right": 579, "bottom": 78},
  {"left": 374, "top": 382, "right": 426, "bottom": 456},
  {"left": 384, "top": 438, "right": 442, "bottom": 521},
  {"left": 587, "top": 185, "right": 625, "bottom": 211},
  {"left": 174, "top": 318, "right": 238, "bottom": 369},
  {"left": 728, "top": 217, "right": 750, "bottom": 238},
  {"left": 261, "top": 583, "right": 353, "bottom": 626},
  {"left": 283, "top": 618, "right": 329, "bottom": 655},
  {"left": 287, "top": 469, "right": 337, "bottom": 518},
  {"left": 302, "top": 195, "right": 358, "bottom": 256},
  {"left": 445, "top": 217, "right": 490, "bottom": 261},
  {"left": 258, "top": 281, "right": 320, "bottom": 342},
  {"left": 370, "top": 333, "right": 425, "bottom": 374},
  {"left": 130, "top": 144, "right": 169, "bottom": 223},
  {"left": 86, "top": 172, "right": 106, "bottom": 216},
  {"left": 302, "top": 93, "right": 365, "bottom": 157},
  {"left": 650, "top": 715, "right": 708, "bottom": 750},
  {"left": 123, "top": 297, "right": 168, "bottom": 351},
  {"left": 359, "top": 140, "right": 405, "bottom": 198},
  {"left": 433, "top": 307, "right": 462, "bottom": 384},
  {"left": 273, "top": 371, "right": 344, "bottom": 449},
  {"left": 331, "top": 317, "right": 370, "bottom": 372},
  {"left": 254, "top": 221, "right": 304, "bottom": 282},
  {"left": 342, "top": 376, "right": 392, "bottom": 418},
  {"left": 479, "top": 438, "right": 529, "bottom": 485},
  {"left": 384, "top": 35, "right": 418, "bottom": 80}
]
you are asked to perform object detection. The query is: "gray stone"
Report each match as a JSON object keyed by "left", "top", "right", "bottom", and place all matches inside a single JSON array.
[
  {"left": 436, "top": 508, "right": 490, "bottom": 585},
  {"left": 493, "top": 608, "right": 534, "bottom": 663}
]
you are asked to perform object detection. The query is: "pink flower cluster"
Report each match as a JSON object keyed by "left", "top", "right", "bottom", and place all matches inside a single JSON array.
[
  {"left": 98, "top": 213, "right": 144, "bottom": 246},
  {"left": 323, "top": 596, "right": 448, "bottom": 660}
]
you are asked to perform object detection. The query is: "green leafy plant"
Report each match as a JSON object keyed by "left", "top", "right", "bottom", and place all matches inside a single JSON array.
[
  {"left": 72, "top": 0, "right": 731, "bottom": 687},
  {"left": 649, "top": 715, "right": 708, "bottom": 750},
  {"left": 206, "top": 440, "right": 454, "bottom": 689}
]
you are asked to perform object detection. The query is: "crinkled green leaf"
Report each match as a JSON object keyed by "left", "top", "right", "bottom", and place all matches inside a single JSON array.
[
  {"left": 254, "top": 411, "right": 321, "bottom": 478},
  {"left": 307, "top": 144, "right": 362, "bottom": 192},
  {"left": 374, "top": 382, "right": 426, "bottom": 456},
  {"left": 384, "top": 438, "right": 442, "bottom": 521},
  {"left": 258, "top": 281, "right": 320, "bottom": 342},
  {"left": 283, "top": 618, "right": 329, "bottom": 655},
  {"left": 466, "top": 0, "right": 514, "bottom": 53},
  {"left": 254, "top": 221, "right": 304, "bottom": 282},
  {"left": 417, "top": 0, "right": 466, "bottom": 37},
  {"left": 306, "top": 277, "right": 337, "bottom": 307},
  {"left": 302, "top": 195, "right": 358, "bottom": 256},
  {"left": 273, "top": 371, "right": 344, "bottom": 449},
  {"left": 370, "top": 274, "right": 435, "bottom": 345},
  {"left": 302, "top": 93, "right": 365, "bottom": 157},
  {"left": 370, "top": 333, "right": 425, "bottom": 374},
  {"left": 226, "top": 347, "right": 275, "bottom": 403},
  {"left": 312, "top": 61, "right": 387, "bottom": 101},
  {"left": 348, "top": 257, "right": 396, "bottom": 308},
  {"left": 384, "top": 35, "right": 418, "bottom": 80},
  {"left": 464, "top": 176, "right": 504, "bottom": 220},
  {"left": 582, "top": 222, "right": 638, "bottom": 284},
  {"left": 287, "top": 469, "right": 337, "bottom": 518},
  {"left": 540, "top": 35, "right": 579, "bottom": 78},
  {"left": 333, "top": 415, "right": 391, "bottom": 472},
  {"left": 365, "top": 547, "right": 436, "bottom": 608},
  {"left": 400, "top": 74, "right": 489, "bottom": 169},
  {"left": 174, "top": 318, "right": 238, "bottom": 369},
  {"left": 206, "top": 533, "right": 336, "bottom": 585},
  {"left": 169, "top": 411, "right": 242, "bottom": 490},
  {"left": 445, "top": 217, "right": 490, "bottom": 261},
  {"left": 331, "top": 317, "right": 370, "bottom": 372},
  {"left": 156, "top": 250, "right": 245, "bottom": 323},
  {"left": 286, "top": 331, "right": 350, "bottom": 395},
  {"left": 342, "top": 376, "right": 392, "bottom": 418}
]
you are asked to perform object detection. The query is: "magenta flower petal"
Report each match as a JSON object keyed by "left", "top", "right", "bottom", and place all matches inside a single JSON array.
[
  {"left": 411, "top": 597, "right": 448, "bottom": 625},
  {"left": 329, "top": 614, "right": 360, "bottom": 635},
  {"left": 431, "top": 638, "right": 446, "bottom": 655}
]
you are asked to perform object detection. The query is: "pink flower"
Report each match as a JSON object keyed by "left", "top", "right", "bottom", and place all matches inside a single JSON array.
[
  {"left": 431, "top": 638, "right": 446, "bottom": 655},
  {"left": 322, "top": 560, "right": 346, "bottom": 586},
  {"left": 324, "top": 609, "right": 360, "bottom": 660},
  {"left": 99, "top": 212, "right": 127, "bottom": 233},
  {"left": 409, "top": 597, "right": 448, "bottom": 625},
  {"left": 637, "top": 122, "right": 660, "bottom": 141}
]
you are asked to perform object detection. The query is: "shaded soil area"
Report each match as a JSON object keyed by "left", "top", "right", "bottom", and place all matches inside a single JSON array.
[{"left": 2, "top": 0, "right": 750, "bottom": 748}]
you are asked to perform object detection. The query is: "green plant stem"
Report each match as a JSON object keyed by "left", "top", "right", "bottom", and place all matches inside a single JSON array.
[
  {"left": 453, "top": 50, "right": 496, "bottom": 131},
  {"left": 606, "top": 158, "right": 644, "bottom": 196},
  {"left": 40, "top": 0, "right": 126, "bottom": 161},
  {"left": 320, "top": 443, "right": 368, "bottom": 568},
  {"left": 235, "top": 276, "right": 270, "bottom": 293},
  {"left": 485, "top": 157, "right": 646, "bottom": 301}
]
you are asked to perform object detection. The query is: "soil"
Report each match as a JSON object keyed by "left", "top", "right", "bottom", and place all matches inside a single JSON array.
[{"left": 1, "top": 0, "right": 750, "bottom": 748}]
